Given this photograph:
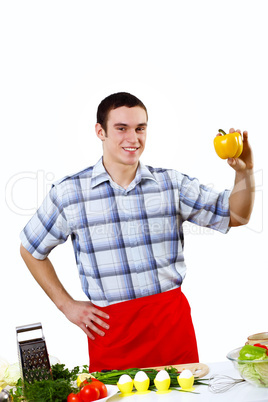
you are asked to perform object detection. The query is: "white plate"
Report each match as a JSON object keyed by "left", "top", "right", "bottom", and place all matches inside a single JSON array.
[{"left": 98, "top": 384, "right": 119, "bottom": 401}]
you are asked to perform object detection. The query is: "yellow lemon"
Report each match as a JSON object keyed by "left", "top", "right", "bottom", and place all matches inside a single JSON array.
[{"left": 76, "top": 373, "right": 95, "bottom": 387}]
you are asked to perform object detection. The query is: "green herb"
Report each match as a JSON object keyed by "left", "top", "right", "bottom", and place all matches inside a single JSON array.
[
  {"left": 10, "top": 364, "right": 80, "bottom": 402},
  {"left": 23, "top": 379, "right": 75, "bottom": 401},
  {"left": 9, "top": 378, "right": 24, "bottom": 400},
  {"left": 52, "top": 364, "right": 80, "bottom": 382}
]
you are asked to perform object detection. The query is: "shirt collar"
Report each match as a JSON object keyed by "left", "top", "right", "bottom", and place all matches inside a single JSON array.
[
  {"left": 91, "top": 158, "right": 158, "bottom": 189},
  {"left": 91, "top": 158, "right": 110, "bottom": 188},
  {"left": 135, "top": 161, "right": 158, "bottom": 186}
]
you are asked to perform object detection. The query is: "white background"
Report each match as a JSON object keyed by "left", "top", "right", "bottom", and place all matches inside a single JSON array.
[{"left": 1, "top": 0, "right": 267, "bottom": 370}]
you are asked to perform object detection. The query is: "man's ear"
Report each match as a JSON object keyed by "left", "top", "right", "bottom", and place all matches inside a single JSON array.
[{"left": 95, "top": 123, "right": 106, "bottom": 141}]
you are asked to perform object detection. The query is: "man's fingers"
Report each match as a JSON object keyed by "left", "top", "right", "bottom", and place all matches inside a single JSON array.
[
  {"left": 89, "top": 307, "right": 110, "bottom": 329},
  {"left": 242, "top": 130, "right": 248, "bottom": 141},
  {"left": 95, "top": 317, "right": 110, "bottom": 330},
  {"left": 66, "top": 301, "right": 110, "bottom": 339},
  {"left": 91, "top": 306, "right": 110, "bottom": 320},
  {"left": 88, "top": 313, "right": 110, "bottom": 330},
  {"left": 86, "top": 320, "right": 106, "bottom": 337},
  {"left": 83, "top": 310, "right": 110, "bottom": 337},
  {"left": 81, "top": 321, "right": 106, "bottom": 340},
  {"left": 83, "top": 324, "right": 95, "bottom": 340}
]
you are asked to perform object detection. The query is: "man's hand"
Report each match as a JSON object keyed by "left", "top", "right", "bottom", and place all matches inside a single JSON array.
[
  {"left": 20, "top": 245, "right": 110, "bottom": 340},
  {"left": 227, "top": 128, "right": 254, "bottom": 171},
  {"left": 61, "top": 299, "right": 110, "bottom": 340}
]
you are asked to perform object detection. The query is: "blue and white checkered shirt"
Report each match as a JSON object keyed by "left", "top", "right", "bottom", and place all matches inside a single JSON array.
[{"left": 20, "top": 158, "right": 231, "bottom": 307}]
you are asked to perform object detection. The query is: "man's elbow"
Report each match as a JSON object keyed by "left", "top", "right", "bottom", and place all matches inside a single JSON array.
[
  {"left": 229, "top": 214, "right": 251, "bottom": 227},
  {"left": 20, "top": 243, "right": 32, "bottom": 262}
]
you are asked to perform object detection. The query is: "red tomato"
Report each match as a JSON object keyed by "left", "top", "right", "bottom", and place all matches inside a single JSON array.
[
  {"left": 67, "top": 393, "right": 81, "bottom": 402},
  {"left": 81, "top": 379, "right": 90, "bottom": 387},
  {"left": 91, "top": 380, "right": 108, "bottom": 399},
  {"left": 80, "top": 384, "right": 100, "bottom": 402}
]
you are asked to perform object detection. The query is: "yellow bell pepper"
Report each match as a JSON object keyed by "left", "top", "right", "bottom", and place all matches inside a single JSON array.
[{"left": 214, "top": 129, "right": 243, "bottom": 159}]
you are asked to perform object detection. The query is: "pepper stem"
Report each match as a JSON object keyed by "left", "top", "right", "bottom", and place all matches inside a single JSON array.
[{"left": 218, "top": 129, "right": 227, "bottom": 135}]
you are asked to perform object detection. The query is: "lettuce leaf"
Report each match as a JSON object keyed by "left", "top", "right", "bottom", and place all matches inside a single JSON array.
[{"left": 238, "top": 361, "right": 268, "bottom": 387}]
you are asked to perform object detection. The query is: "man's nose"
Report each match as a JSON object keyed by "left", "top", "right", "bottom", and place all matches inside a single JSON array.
[{"left": 127, "top": 129, "right": 138, "bottom": 142}]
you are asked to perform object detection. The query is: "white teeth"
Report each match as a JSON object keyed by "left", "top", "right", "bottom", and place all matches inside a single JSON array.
[{"left": 123, "top": 147, "right": 137, "bottom": 151}]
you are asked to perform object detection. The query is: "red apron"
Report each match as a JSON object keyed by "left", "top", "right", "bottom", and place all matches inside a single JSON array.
[{"left": 88, "top": 288, "right": 199, "bottom": 372}]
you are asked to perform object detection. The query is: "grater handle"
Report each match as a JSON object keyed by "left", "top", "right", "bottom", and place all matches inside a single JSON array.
[
  {"left": 16, "top": 322, "right": 42, "bottom": 333},
  {"left": 16, "top": 322, "right": 44, "bottom": 340}
]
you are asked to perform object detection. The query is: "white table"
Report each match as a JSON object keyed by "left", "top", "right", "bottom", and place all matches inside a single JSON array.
[{"left": 108, "top": 361, "right": 268, "bottom": 401}]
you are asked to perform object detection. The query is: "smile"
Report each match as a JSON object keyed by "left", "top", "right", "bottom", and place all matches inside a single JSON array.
[{"left": 122, "top": 147, "right": 139, "bottom": 151}]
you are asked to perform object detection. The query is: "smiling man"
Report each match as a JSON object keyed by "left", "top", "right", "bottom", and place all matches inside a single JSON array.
[
  {"left": 95, "top": 104, "right": 147, "bottom": 188},
  {"left": 20, "top": 92, "right": 255, "bottom": 371}
]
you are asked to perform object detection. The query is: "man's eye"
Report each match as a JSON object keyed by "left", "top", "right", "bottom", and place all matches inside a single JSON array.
[
  {"left": 118, "top": 127, "right": 126, "bottom": 131},
  {"left": 137, "top": 127, "right": 145, "bottom": 132}
]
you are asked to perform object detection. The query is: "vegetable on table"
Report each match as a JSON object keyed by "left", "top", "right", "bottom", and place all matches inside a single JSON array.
[
  {"left": 79, "top": 383, "right": 100, "bottom": 402},
  {"left": 77, "top": 376, "right": 108, "bottom": 399},
  {"left": 214, "top": 129, "right": 243, "bottom": 159},
  {"left": 0, "top": 359, "right": 20, "bottom": 388},
  {"left": 254, "top": 343, "right": 268, "bottom": 352},
  {"left": 89, "top": 379, "right": 108, "bottom": 399},
  {"left": 10, "top": 364, "right": 81, "bottom": 401},
  {"left": 76, "top": 379, "right": 107, "bottom": 401},
  {"left": 238, "top": 344, "right": 268, "bottom": 387},
  {"left": 10, "top": 363, "right": 208, "bottom": 401},
  {"left": 67, "top": 393, "right": 81, "bottom": 402},
  {"left": 239, "top": 345, "right": 268, "bottom": 361}
]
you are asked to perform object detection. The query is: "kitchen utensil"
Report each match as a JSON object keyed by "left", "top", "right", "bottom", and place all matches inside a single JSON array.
[
  {"left": 0, "top": 389, "right": 12, "bottom": 401},
  {"left": 209, "top": 374, "right": 245, "bottom": 393},
  {"left": 247, "top": 332, "right": 268, "bottom": 346},
  {"left": 16, "top": 322, "right": 52, "bottom": 383},
  {"left": 147, "top": 362, "right": 209, "bottom": 378}
]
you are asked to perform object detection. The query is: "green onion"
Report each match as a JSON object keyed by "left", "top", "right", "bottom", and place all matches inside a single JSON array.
[{"left": 91, "top": 366, "right": 208, "bottom": 391}]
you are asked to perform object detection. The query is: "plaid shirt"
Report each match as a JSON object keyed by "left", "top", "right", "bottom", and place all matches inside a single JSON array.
[{"left": 20, "top": 158, "right": 231, "bottom": 306}]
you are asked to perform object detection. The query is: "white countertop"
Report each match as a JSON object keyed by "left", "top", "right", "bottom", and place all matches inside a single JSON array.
[{"left": 108, "top": 361, "right": 268, "bottom": 402}]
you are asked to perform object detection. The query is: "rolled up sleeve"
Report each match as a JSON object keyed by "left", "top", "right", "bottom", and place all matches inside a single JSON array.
[
  {"left": 20, "top": 185, "right": 70, "bottom": 259},
  {"left": 179, "top": 175, "right": 231, "bottom": 234}
]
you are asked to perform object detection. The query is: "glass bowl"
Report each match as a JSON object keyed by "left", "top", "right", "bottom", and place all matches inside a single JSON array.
[{"left": 227, "top": 347, "right": 268, "bottom": 387}]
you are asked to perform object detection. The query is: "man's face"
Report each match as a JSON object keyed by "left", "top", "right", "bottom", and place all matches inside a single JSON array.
[{"left": 98, "top": 106, "right": 147, "bottom": 168}]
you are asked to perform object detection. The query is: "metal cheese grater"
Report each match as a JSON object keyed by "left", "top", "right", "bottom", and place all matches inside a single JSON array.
[{"left": 16, "top": 322, "right": 52, "bottom": 383}]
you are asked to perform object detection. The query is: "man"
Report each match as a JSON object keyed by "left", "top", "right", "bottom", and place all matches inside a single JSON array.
[{"left": 20, "top": 92, "right": 255, "bottom": 371}]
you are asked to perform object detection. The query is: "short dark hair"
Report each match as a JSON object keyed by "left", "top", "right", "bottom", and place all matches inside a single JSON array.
[{"left": 97, "top": 92, "right": 148, "bottom": 132}]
